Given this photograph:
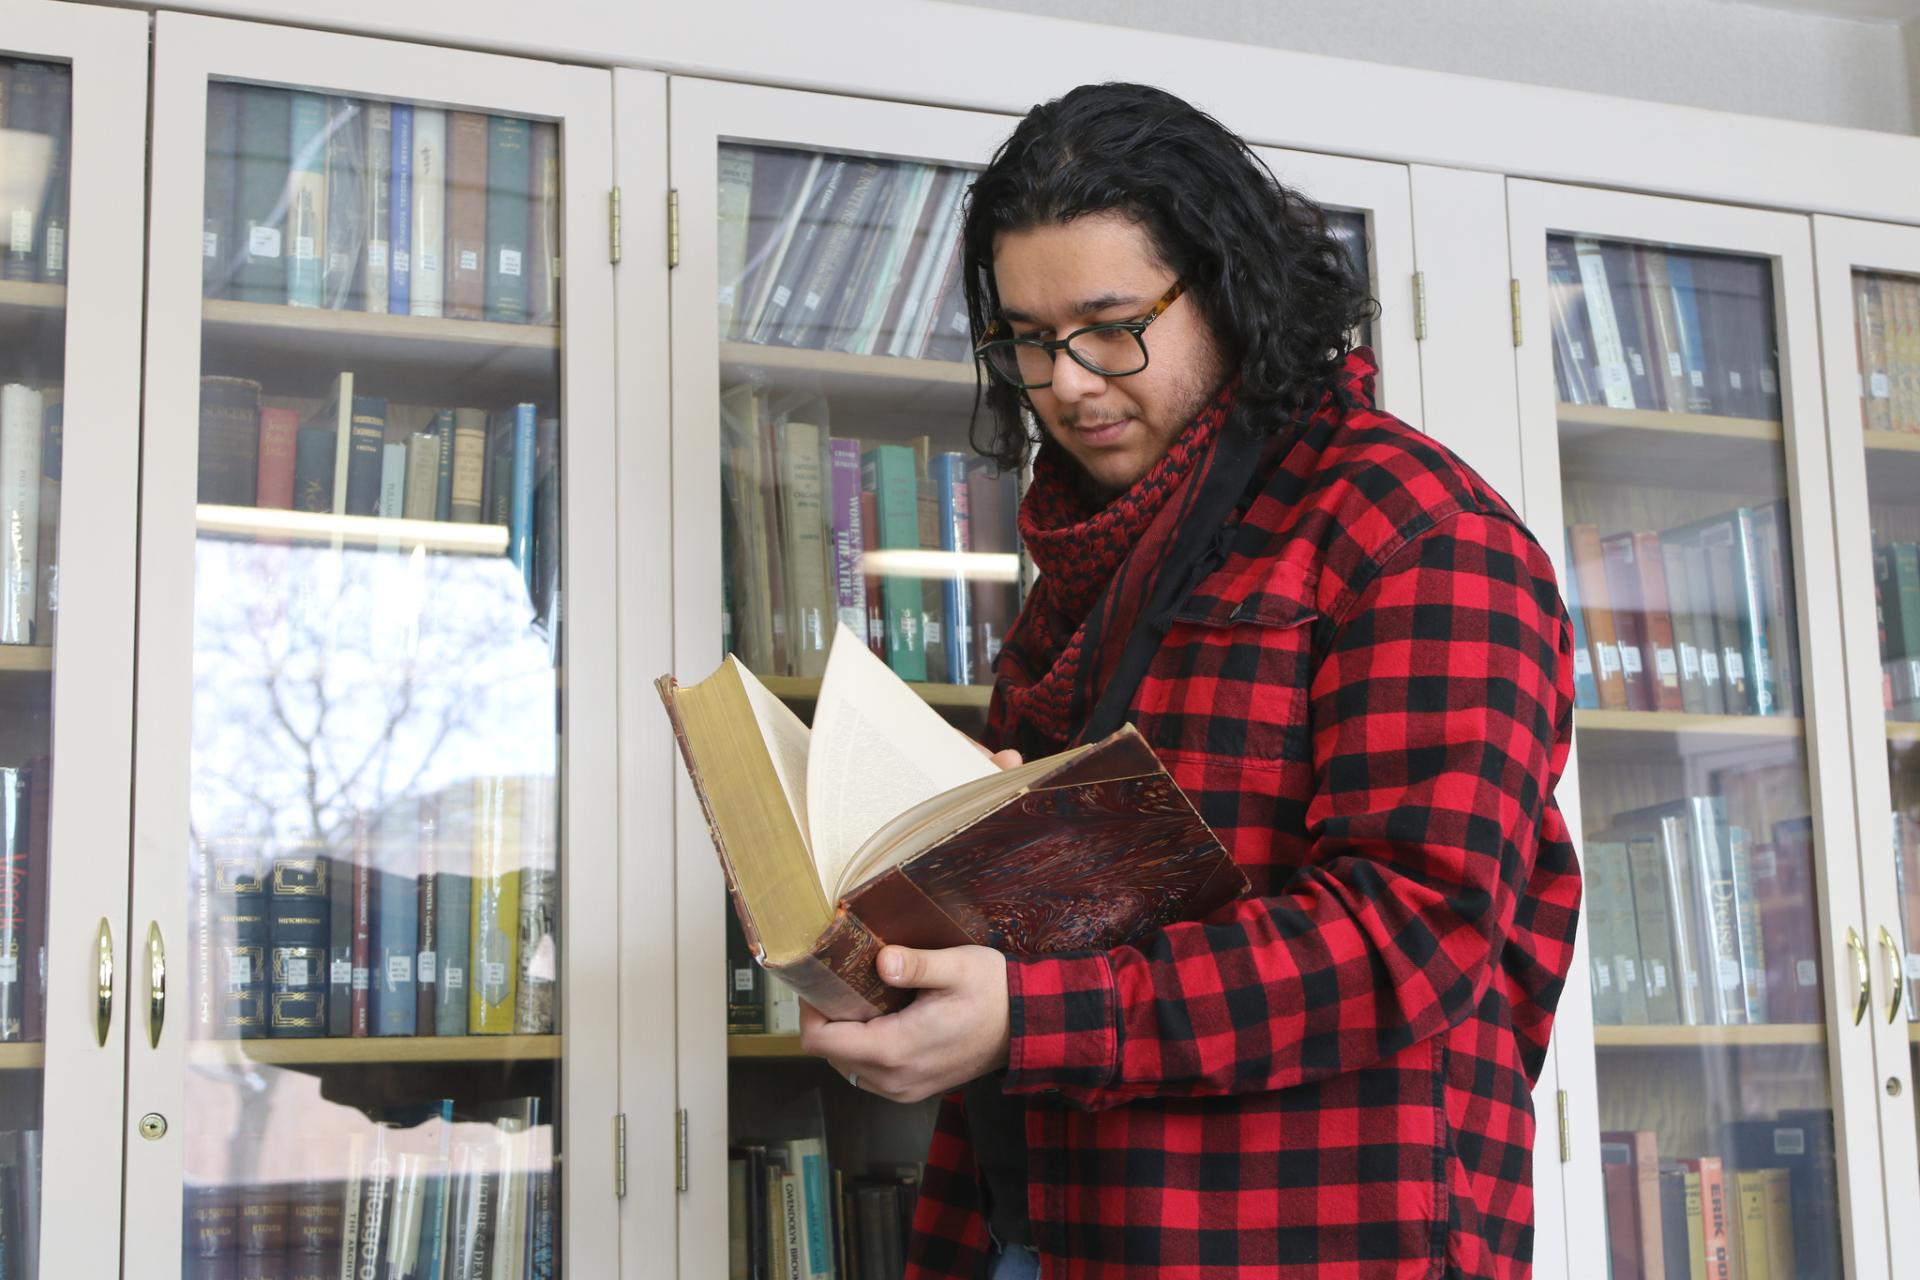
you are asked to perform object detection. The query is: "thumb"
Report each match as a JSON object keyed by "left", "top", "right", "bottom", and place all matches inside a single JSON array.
[{"left": 877, "top": 945, "right": 955, "bottom": 990}]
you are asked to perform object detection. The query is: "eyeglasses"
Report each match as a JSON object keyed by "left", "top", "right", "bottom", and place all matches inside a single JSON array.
[{"left": 974, "top": 279, "right": 1187, "bottom": 390}]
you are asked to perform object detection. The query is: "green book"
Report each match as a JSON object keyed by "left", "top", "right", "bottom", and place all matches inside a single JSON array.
[
  {"left": 484, "top": 116, "right": 532, "bottom": 322},
  {"left": 285, "top": 92, "right": 328, "bottom": 307},
  {"left": 861, "top": 444, "right": 925, "bottom": 681},
  {"left": 469, "top": 776, "right": 522, "bottom": 1034},
  {"left": 232, "top": 85, "right": 292, "bottom": 304}
]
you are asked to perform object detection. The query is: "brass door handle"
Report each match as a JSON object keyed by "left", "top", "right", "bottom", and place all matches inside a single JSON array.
[
  {"left": 1847, "top": 926, "right": 1871, "bottom": 1027},
  {"left": 94, "top": 918, "right": 113, "bottom": 1046},
  {"left": 146, "top": 923, "right": 166, "bottom": 1048},
  {"left": 1881, "top": 926, "right": 1905, "bottom": 1027}
]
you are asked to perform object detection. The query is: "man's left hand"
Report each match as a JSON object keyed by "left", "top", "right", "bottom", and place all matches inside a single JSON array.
[{"left": 799, "top": 944, "right": 1011, "bottom": 1104}]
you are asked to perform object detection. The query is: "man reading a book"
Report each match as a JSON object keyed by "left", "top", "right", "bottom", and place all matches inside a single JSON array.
[{"left": 801, "top": 82, "right": 1581, "bottom": 1280}]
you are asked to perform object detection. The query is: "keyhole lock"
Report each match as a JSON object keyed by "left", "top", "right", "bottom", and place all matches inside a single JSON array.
[
  {"left": 1889, "top": 1078, "right": 1905, "bottom": 1099},
  {"left": 138, "top": 1112, "right": 168, "bottom": 1140}
]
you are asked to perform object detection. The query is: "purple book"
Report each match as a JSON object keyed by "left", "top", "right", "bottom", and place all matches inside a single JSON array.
[{"left": 828, "top": 437, "right": 869, "bottom": 647}]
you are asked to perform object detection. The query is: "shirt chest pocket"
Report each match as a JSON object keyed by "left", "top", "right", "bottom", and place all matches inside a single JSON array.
[{"left": 1134, "top": 564, "right": 1320, "bottom": 764}]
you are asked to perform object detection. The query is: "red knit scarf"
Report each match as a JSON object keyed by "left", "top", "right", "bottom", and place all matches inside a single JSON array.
[{"left": 987, "top": 382, "right": 1235, "bottom": 754}]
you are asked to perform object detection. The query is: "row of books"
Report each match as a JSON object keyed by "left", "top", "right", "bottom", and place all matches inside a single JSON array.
[
  {"left": 721, "top": 383, "right": 1021, "bottom": 686},
  {"left": 1564, "top": 506, "right": 1799, "bottom": 718},
  {"left": 718, "top": 147, "right": 971, "bottom": 362},
  {"left": 1547, "top": 235, "right": 1781, "bottom": 422},
  {"left": 726, "top": 907, "right": 800, "bottom": 1035},
  {"left": 728, "top": 1139, "right": 920, "bottom": 1280},
  {"left": 1585, "top": 799, "right": 1818, "bottom": 1028},
  {"left": 0, "top": 60, "right": 71, "bottom": 285},
  {"left": 183, "top": 1101, "right": 555, "bottom": 1280},
  {"left": 1851, "top": 271, "right": 1920, "bottom": 434},
  {"left": 203, "top": 86, "right": 559, "bottom": 324},
  {"left": 0, "top": 382, "right": 60, "bottom": 647},
  {"left": 194, "top": 776, "right": 557, "bottom": 1040},
  {"left": 1891, "top": 811, "right": 1920, "bottom": 1020},
  {"left": 0, "top": 1129, "right": 42, "bottom": 1280},
  {"left": 0, "top": 760, "right": 48, "bottom": 1043},
  {"left": 1875, "top": 541, "right": 1920, "bottom": 719},
  {"left": 196, "top": 374, "right": 558, "bottom": 598},
  {"left": 1598, "top": 1117, "right": 1842, "bottom": 1280}
]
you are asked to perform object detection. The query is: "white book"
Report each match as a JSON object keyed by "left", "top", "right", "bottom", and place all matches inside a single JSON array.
[
  {"left": 888, "top": 172, "right": 966, "bottom": 358},
  {"left": 363, "top": 104, "right": 393, "bottom": 312},
  {"left": 410, "top": 108, "right": 447, "bottom": 318},
  {"left": 317, "top": 371, "right": 356, "bottom": 518},
  {"left": 779, "top": 419, "right": 832, "bottom": 678},
  {"left": 0, "top": 384, "right": 45, "bottom": 645},
  {"left": 1573, "top": 236, "right": 1635, "bottom": 410},
  {"left": 379, "top": 442, "right": 407, "bottom": 519},
  {"left": 716, "top": 145, "right": 756, "bottom": 339}
]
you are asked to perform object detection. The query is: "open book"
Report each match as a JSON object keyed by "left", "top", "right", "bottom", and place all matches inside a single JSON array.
[{"left": 657, "top": 623, "right": 1247, "bottom": 1021}]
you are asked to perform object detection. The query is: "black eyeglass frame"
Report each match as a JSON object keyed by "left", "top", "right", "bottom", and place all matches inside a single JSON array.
[{"left": 974, "top": 279, "right": 1188, "bottom": 390}]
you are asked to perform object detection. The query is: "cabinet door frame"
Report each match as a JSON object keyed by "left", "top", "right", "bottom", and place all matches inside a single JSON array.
[
  {"left": 1508, "top": 178, "right": 1887, "bottom": 1280},
  {"left": 0, "top": 3, "right": 150, "bottom": 1277},
  {"left": 665, "top": 73, "right": 1437, "bottom": 1279},
  {"left": 129, "top": 13, "right": 618, "bottom": 1275},
  {"left": 1809, "top": 211, "right": 1920, "bottom": 1272}
]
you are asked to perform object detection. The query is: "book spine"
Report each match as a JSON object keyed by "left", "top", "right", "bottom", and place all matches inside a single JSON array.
[
  {"left": 0, "top": 770, "right": 24, "bottom": 1040},
  {"left": 203, "top": 81, "right": 242, "bottom": 299},
  {"left": 1690, "top": 799, "right": 1745, "bottom": 1026},
  {"left": 1729, "top": 508, "right": 1775, "bottom": 715},
  {"left": 1544, "top": 235, "right": 1598, "bottom": 405},
  {"left": 435, "top": 848, "right": 472, "bottom": 1037},
  {"left": 1562, "top": 527, "right": 1600, "bottom": 708},
  {"left": 1607, "top": 243, "right": 1662, "bottom": 410},
  {"left": 1657, "top": 538, "right": 1709, "bottom": 715},
  {"left": 379, "top": 442, "right": 407, "bottom": 520},
  {"left": 256, "top": 407, "right": 300, "bottom": 510},
  {"left": 363, "top": 104, "right": 392, "bottom": 312},
  {"left": 345, "top": 396, "right": 387, "bottom": 517},
  {"left": 415, "top": 797, "right": 441, "bottom": 1038},
  {"left": 388, "top": 105, "right": 414, "bottom": 316},
  {"left": 20, "top": 762, "right": 49, "bottom": 1043},
  {"left": 431, "top": 409, "right": 457, "bottom": 522},
  {"left": 1857, "top": 274, "right": 1894, "bottom": 432},
  {"left": 32, "top": 401, "right": 57, "bottom": 644},
  {"left": 374, "top": 858, "right": 418, "bottom": 1037},
  {"left": 1583, "top": 840, "right": 1626, "bottom": 1025},
  {"left": 409, "top": 108, "right": 447, "bottom": 318},
  {"left": 485, "top": 117, "right": 533, "bottom": 323},
  {"left": 751, "top": 159, "right": 848, "bottom": 345},
  {"left": 1, "top": 384, "right": 45, "bottom": 643},
  {"left": 32, "top": 67, "right": 68, "bottom": 285},
  {"left": 292, "top": 426, "right": 334, "bottom": 514},
  {"left": 1679, "top": 540, "right": 1729, "bottom": 713},
  {"left": 936, "top": 452, "right": 974, "bottom": 685},
  {"left": 487, "top": 410, "right": 515, "bottom": 528},
  {"left": 217, "top": 862, "right": 269, "bottom": 1039},
  {"left": 268, "top": 856, "right": 329, "bottom": 1038},
  {"left": 327, "top": 841, "right": 353, "bottom": 1037},
  {"left": 1573, "top": 236, "right": 1635, "bottom": 409},
  {"left": 321, "top": 96, "right": 365, "bottom": 312},
  {"left": 1624, "top": 835, "right": 1682, "bottom": 1025},
  {"left": 1664, "top": 253, "right": 1716, "bottom": 414},
  {"left": 514, "top": 777, "right": 557, "bottom": 1035},
  {"left": 1629, "top": 530, "right": 1685, "bottom": 711},
  {"left": 286, "top": 92, "right": 328, "bottom": 308},
  {"left": 444, "top": 112, "right": 490, "bottom": 321},
  {"left": 469, "top": 777, "right": 522, "bottom": 1034},
  {"left": 509, "top": 404, "right": 538, "bottom": 587},
  {"left": 351, "top": 815, "right": 373, "bottom": 1037},
  {"left": 916, "top": 469, "right": 946, "bottom": 685},
  {"left": 1599, "top": 531, "right": 1657, "bottom": 712},
  {"left": 774, "top": 160, "right": 883, "bottom": 349},
  {"left": 863, "top": 445, "right": 926, "bottom": 681},
  {"left": 861, "top": 488, "right": 885, "bottom": 661},
  {"left": 527, "top": 122, "right": 561, "bottom": 328},
  {"left": 716, "top": 145, "right": 756, "bottom": 341},
  {"left": 405, "top": 431, "right": 442, "bottom": 520},
  {"left": 1725, "top": 823, "right": 1770, "bottom": 1024},
  {"left": 779, "top": 419, "right": 831, "bottom": 678},
  {"left": 450, "top": 409, "right": 488, "bottom": 523},
  {"left": 1697, "top": 526, "right": 1752, "bottom": 715},
  {"left": 1640, "top": 247, "right": 1693, "bottom": 414},
  {"left": 1603, "top": 840, "right": 1650, "bottom": 1025},
  {"left": 197, "top": 377, "right": 260, "bottom": 507},
  {"left": 827, "top": 437, "right": 869, "bottom": 648},
  {"left": 233, "top": 85, "right": 292, "bottom": 305},
  {"left": 1569, "top": 523, "right": 1628, "bottom": 709}
]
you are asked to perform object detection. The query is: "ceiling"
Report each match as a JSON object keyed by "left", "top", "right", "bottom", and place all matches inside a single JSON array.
[{"left": 1721, "top": 0, "right": 1920, "bottom": 20}]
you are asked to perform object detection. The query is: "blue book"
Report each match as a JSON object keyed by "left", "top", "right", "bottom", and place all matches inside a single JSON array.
[
  {"left": 432, "top": 409, "right": 455, "bottom": 521},
  {"left": 388, "top": 105, "right": 414, "bottom": 316},
  {"left": 508, "top": 403, "right": 537, "bottom": 588},
  {"left": 433, "top": 868, "right": 470, "bottom": 1036},
  {"left": 934, "top": 452, "right": 974, "bottom": 685},
  {"left": 1562, "top": 527, "right": 1600, "bottom": 710},
  {"left": 1664, "top": 255, "right": 1712, "bottom": 414},
  {"left": 372, "top": 866, "right": 418, "bottom": 1036}
]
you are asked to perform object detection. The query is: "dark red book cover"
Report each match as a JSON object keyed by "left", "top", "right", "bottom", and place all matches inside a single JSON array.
[
  {"left": 444, "top": 111, "right": 489, "bottom": 321},
  {"left": 1759, "top": 816, "right": 1822, "bottom": 1023},
  {"left": 860, "top": 488, "right": 886, "bottom": 661},
  {"left": 255, "top": 407, "right": 300, "bottom": 510},
  {"left": 415, "top": 794, "right": 440, "bottom": 1035},
  {"left": 1600, "top": 531, "right": 1658, "bottom": 712},
  {"left": 1601, "top": 1153, "right": 1643, "bottom": 1280},
  {"left": 1630, "top": 531, "right": 1686, "bottom": 712}
]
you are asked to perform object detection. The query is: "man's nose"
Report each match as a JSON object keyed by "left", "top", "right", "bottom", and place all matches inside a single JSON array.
[{"left": 1050, "top": 344, "right": 1106, "bottom": 400}]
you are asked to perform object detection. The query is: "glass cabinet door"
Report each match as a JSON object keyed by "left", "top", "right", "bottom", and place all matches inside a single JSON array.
[
  {"left": 666, "top": 77, "right": 1425, "bottom": 1280},
  {"left": 1511, "top": 182, "right": 1885, "bottom": 1280},
  {"left": 1809, "top": 212, "right": 1920, "bottom": 1274},
  {"left": 130, "top": 15, "right": 618, "bottom": 1278},
  {"left": 0, "top": 7, "right": 147, "bottom": 1279}
]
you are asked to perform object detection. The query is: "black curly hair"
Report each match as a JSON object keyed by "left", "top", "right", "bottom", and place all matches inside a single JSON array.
[{"left": 962, "top": 82, "right": 1379, "bottom": 473}]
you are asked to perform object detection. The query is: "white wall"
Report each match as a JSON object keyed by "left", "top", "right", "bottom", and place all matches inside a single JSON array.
[{"left": 950, "top": 0, "right": 1914, "bottom": 134}]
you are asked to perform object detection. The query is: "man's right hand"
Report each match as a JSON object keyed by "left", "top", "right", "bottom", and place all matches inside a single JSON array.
[{"left": 969, "top": 739, "right": 1024, "bottom": 771}]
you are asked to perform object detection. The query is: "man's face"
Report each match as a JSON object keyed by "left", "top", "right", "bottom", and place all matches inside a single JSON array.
[{"left": 992, "top": 212, "right": 1225, "bottom": 500}]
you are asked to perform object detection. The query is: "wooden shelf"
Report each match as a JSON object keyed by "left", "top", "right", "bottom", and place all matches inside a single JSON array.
[
  {"left": 1575, "top": 708, "right": 1803, "bottom": 763},
  {"left": 729, "top": 1033, "right": 805, "bottom": 1059},
  {"left": 1862, "top": 430, "right": 1920, "bottom": 504},
  {"left": 1594, "top": 1023, "right": 1824, "bottom": 1049},
  {"left": 200, "top": 299, "right": 558, "bottom": 404},
  {"left": 0, "top": 280, "right": 65, "bottom": 312},
  {"left": 1557, "top": 402, "right": 1785, "bottom": 493},
  {"left": 760, "top": 674, "right": 992, "bottom": 711},
  {"left": 0, "top": 645, "right": 52, "bottom": 674},
  {"left": 187, "top": 1033, "right": 561, "bottom": 1067},
  {"left": 0, "top": 280, "right": 65, "bottom": 376},
  {"left": 1865, "top": 430, "right": 1920, "bottom": 454},
  {"left": 1890, "top": 721, "right": 1920, "bottom": 742},
  {"left": 0, "top": 1043, "right": 45, "bottom": 1070},
  {"left": 721, "top": 340, "right": 976, "bottom": 419},
  {"left": 195, "top": 504, "right": 510, "bottom": 556}
]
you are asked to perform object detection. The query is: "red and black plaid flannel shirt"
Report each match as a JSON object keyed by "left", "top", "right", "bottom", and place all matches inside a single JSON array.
[{"left": 907, "top": 351, "right": 1582, "bottom": 1279}]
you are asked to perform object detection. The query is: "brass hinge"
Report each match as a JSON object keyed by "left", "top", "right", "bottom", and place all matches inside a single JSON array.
[
  {"left": 1411, "top": 271, "right": 1428, "bottom": 342},
  {"left": 1556, "top": 1090, "right": 1571, "bottom": 1163},
  {"left": 1510, "top": 279, "right": 1523, "bottom": 347},
  {"left": 614, "top": 1112, "right": 628, "bottom": 1198},
  {"left": 609, "top": 187, "right": 623, "bottom": 265},
  {"left": 667, "top": 188, "right": 681, "bottom": 270},
  {"left": 675, "top": 1108, "right": 690, "bottom": 1192}
]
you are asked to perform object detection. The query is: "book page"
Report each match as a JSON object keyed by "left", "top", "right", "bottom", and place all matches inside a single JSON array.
[
  {"left": 807, "top": 623, "right": 994, "bottom": 898},
  {"left": 734, "top": 657, "right": 815, "bottom": 855}
]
